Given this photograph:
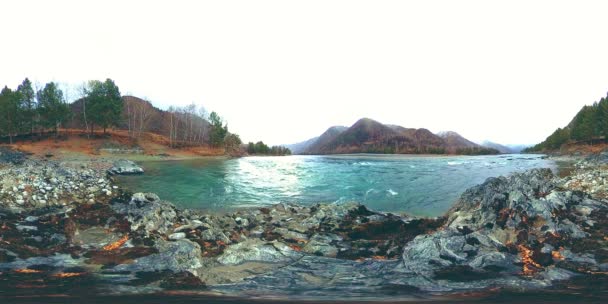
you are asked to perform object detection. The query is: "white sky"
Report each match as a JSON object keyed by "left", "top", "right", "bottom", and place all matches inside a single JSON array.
[{"left": 2, "top": 0, "right": 608, "bottom": 146}]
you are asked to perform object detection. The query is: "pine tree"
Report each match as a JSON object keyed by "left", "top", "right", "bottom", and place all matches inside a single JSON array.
[
  {"left": 37, "top": 82, "right": 70, "bottom": 135},
  {"left": 0, "top": 86, "right": 20, "bottom": 143},
  {"left": 86, "top": 79, "right": 122, "bottom": 134},
  {"left": 17, "top": 78, "right": 36, "bottom": 134},
  {"left": 208, "top": 111, "right": 228, "bottom": 147}
]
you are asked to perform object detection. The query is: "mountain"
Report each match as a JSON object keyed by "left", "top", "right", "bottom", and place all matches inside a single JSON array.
[
  {"left": 304, "top": 126, "right": 349, "bottom": 154},
  {"left": 292, "top": 118, "right": 498, "bottom": 155},
  {"left": 437, "top": 131, "right": 478, "bottom": 149},
  {"left": 505, "top": 144, "right": 530, "bottom": 153},
  {"left": 479, "top": 141, "right": 531, "bottom": 154},
  {"left": 285, "top": 136, "right": 319, "bottom": 154},
  {"left": 480, "top": 141, "right": 514, "bottom": 154}
]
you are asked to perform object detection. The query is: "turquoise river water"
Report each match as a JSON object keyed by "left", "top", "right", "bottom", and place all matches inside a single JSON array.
[{"left": 117, "top": 154, "right": 555, "bottom": 217}]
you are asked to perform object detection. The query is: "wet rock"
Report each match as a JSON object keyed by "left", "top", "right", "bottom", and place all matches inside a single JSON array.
[{"left": 108, "top": 160, "right": 144, "bottom": 175}]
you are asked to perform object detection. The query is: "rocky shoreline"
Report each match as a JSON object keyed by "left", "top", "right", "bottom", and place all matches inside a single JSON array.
[{"left": 0, "top": 149, "right": 607, "bottom": 301}]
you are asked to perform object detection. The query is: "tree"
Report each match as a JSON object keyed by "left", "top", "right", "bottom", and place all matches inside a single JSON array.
[
  {"left": 37, "top": 82, "right": 70, "bottom": 135},
  {"left": 570, "top": 105, "right": 596, "bottom": 141},
  {"left": 224, "top": 133, "right": 242, "bottom": 153},
  {"left": 597, "top": 95, "right": 608, "bottom": 137},
  {"left": 17, "top": 78, "right": 36, "bottom": 134},
  {"left": 209, "top": 111, "right": 228, "bottom": 147},
  {"left": 86, "top": 79, "right": 122, "bottom": 134},
  {"left": 0, "top": 86, "right": 20, "bottom": 143}
]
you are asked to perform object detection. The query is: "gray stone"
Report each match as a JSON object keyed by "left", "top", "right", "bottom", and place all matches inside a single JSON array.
[
  {"left": 217, "top": 239, "right": 301, "bottom": 265},
  {"left": 113, "top": 239, "right": 203, "bottom": 275},
  {"left": 302, "top": 234, "right": 340, "bottom": 257},
  {"left": 108, "top": 160, "right": 144, "bottom": 175},
  {"left": 16, "top": 225, "right": 37, "bottom": 231},
  {"left": 111, "top": 192, "right": 177, "bottom": 235},
  {"left": 169, "top": 232, "right": 187, "bottom": 240}
]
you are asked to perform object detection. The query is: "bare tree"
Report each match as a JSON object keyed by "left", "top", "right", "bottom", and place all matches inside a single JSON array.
[{"left": 77, "top": 82, "right": 89, "bottom": 138}]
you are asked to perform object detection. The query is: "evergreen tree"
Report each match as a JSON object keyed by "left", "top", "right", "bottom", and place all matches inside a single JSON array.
[
  {"left": 570, "top": 105, "right": 596, "bottom": 141},
  {"left": 597, "top": 95, "right": 608, "bottom": 137},
  {"left": 17, "top": 78, "right": 36, "bottom": 134},
  {"left": 86, "top": 79, "right": 122, "bottom": 134},
  {"left": 37, "top": 82, "right": 70, "bottom": 135},
  {"left": 209, "top": 111, "right": 228, "bottom": 147},
  {"left": 0, "top": 86, "right": 20, "bottom": 143}
]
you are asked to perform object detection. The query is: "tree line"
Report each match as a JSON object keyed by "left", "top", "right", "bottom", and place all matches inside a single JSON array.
[
  {"left": 247, "top": 141, "right": 291, "bottom": 155},
  {"left": 526, "top": 93, "right": 608, "bottom": 152},
  {"left": 0, "top": 78, "right": 70, "bottom": 143},
  {"left": 0, "top": 78, "right": 239, "bottom": 151}
]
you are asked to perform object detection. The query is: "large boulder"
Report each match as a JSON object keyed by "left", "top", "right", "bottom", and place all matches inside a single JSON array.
[
  {"left": 112, "top": 239, "right": 203, "bottom": 275},
  {"left": 108, "top": 159, "right": 144, "bottom": 175},
  {"left": 111, "top": 193, "right": 177, "bottom": 235},
  {"left": 217, "top": 239, "right": 301, "bottom": 265}
]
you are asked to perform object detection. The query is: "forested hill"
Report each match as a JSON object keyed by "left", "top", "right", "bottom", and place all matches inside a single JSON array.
[
  {"left": 526, "top": 93, "right": 608, "bottom": 152},
  {"left": 0, "top": 78, "right": 241, "bottom": 152},
  {"left": 289, "top": 118, "right": 499, "bottom": 155}
]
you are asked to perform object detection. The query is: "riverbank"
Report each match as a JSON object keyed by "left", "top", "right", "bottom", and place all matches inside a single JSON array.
[{"left": 0, "top": 148, "right": 607, "bottom": 302}]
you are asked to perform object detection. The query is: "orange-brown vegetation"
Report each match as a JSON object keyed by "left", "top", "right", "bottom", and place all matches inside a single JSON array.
[
  {"left": 102, "top": 235, "right": 130, "bottom": 251},
  {"left": 9, "top": 128, "right": 225, "bottom": 159},
  {"left": 559, "top": 142, "right": 608, "bottom": 155},
  {"left": 517, "top": 244, "right": 542, "bottom": 275}
]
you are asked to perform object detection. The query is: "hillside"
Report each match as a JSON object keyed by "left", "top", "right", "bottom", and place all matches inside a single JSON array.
[
  {"left": 526, "top": 92, "right": 608, "bottom": 153},
  {"left": 292, "top": 118, "right": 498, "bottom": 155},
  {"left": 68, "top": 95, "right": 213, "bottom": 148}
]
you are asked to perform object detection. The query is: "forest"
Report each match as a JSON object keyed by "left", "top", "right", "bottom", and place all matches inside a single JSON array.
[
  {"left": 526, "top": 93, "right": 608, "bottom": 152},
  {"left": 0, "top": 78, "right": 239, "bottom": 151}
]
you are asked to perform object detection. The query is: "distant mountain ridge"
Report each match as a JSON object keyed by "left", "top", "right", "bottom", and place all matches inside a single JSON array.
[
  {"left": 478, "top": 141, "right": 529, "bottom": 154},
  {"left": 287, "top": 118, "right": 499, "bottom": 155}
]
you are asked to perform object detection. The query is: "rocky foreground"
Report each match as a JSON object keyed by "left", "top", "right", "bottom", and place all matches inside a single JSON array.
[{"left": 0, "top": 149, "right": 607, "bottom": 301}]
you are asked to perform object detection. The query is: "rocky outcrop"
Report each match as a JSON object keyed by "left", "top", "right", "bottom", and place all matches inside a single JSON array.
[
  {"left": 111, "top": 192, "right": 177, "bottom": 235},
  {"left": 397, "top": 167, "right": 608, "bottom": 291},
  {"left": 107, "top": 159, "right": 144, "bottom": 175}
]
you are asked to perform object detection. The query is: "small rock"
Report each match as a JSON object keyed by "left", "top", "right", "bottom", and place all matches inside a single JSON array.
[
  {"left": 25, "top": 216, "right": 39, "bottom": 222},
  {"left": 169, "top": 232, "right": 187, "bottom": 240},
  {"left": 16, "top": 225, "right": 38, "bottom": 232}
]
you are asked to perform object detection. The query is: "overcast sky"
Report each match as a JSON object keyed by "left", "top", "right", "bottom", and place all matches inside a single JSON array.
[{"left": 2, "top": 0, "right": 608, "bottom": 145}]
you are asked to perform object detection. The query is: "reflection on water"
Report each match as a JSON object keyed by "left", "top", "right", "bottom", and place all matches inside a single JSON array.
[{"left": 117, "top": 154, "right": 556, "bottom": 217}]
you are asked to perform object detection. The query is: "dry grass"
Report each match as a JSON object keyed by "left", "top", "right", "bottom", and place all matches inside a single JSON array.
[
  {"left": 8, "top": 128, "right": 225, "bottom": 160},
  {"left": 561, "top": 142, "right": 608, "bottom": 155}
]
